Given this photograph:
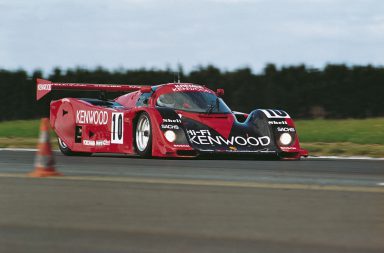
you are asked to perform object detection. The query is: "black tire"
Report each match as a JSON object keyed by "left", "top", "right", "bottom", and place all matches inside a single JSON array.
[
  {"left": 58, "top": 137, "right": 92, "bottom": 156},
  {"left": 134, "top": 112, "right": 152, "bottom": 157}
]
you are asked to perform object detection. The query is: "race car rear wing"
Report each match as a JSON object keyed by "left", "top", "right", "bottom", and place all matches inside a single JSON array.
[{"left": 36, "top": 78, "right": 151, "bottom": 100}]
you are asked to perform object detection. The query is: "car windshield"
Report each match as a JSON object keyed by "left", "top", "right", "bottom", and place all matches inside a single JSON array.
[{"left": 156, "top": 91, "right": 231, "bottom": 113}]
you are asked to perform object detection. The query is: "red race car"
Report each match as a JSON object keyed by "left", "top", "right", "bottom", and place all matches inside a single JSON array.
[{"left": 36, "top": 79, "right": 308, "bottom": 160}]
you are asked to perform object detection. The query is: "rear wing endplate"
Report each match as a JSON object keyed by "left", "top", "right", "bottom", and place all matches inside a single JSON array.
[{"left": 36, "top": 78, "right": 150, "bottom": 100}]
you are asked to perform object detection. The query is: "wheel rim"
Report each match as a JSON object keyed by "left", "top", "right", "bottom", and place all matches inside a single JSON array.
[
  {"left": 136, "top": 116, "right": 150, "bottom": 152},
  {"left": 58, "top": 138, "right": 68, "bottom": 148}
]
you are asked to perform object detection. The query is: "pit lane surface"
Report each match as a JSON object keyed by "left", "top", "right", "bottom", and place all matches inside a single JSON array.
[{"left": 0, "top": 150, "right": 383, "bottom": 253}]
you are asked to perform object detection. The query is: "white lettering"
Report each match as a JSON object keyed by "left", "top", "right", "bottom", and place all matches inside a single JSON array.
[
  {"left": 247, "top": 137, "right": 259, "bottom": 146},
  {"left": 218, "top": 136, "right": 234, "bottom": 146},
  {"left": 189, "top": 136, "right": 199, "bottom": 145},
  {"left": 259, "top": 136, "right": 271, "bottom": 146},
  {"left": 207, "top": 136, "right": 222, "bottom": 145},
  {"left": 83, "top": 140, "right": 95, "bottom": 146},
  {"left": 161, "top": 124, "right": 179, "bottom": 130},
  {"left": 280, "top": 146, "right": 297, "bottom": 151},
  {"left": 198, "top": 135, "right": 209, "bottom": 145},
  {"left": 261, "top": 109, "right": 290, "bottom": 119},
  {"left": 235, "top": 136, "right": 247, "bottom": 146},
  {"left": 277, "top": 127, "right": 295, "bottom": 132},
  {"left": 76, "top": 110, "right": 108, "bottom": 125},
  {"left": 186, "top": 128, "right": 271, "bottom": 147},
  {"left": 96, "top": 140, "right": 110, "bottom": 146},
  {"left": 173, "top": 144, "right": 190, "bottom": 148},
  {"left": 37, "top": 83, "right": 51, "bottom": 91},
  {"left": 163, "top": 118, "right": 182, "bottom": 123},
  {"left": 172, "top": 84, "right": 211, "bottom": 93},
  {"left": 188, "top": 134, "right": 270, "bottom": 147},
  {"left": 268, "top": 121, "right": 288, "bottom": 125}
]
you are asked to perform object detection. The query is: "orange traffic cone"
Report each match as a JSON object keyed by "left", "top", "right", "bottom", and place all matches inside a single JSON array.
[{"left": 29, "top": 118, "right": 62, "bottom": 177}]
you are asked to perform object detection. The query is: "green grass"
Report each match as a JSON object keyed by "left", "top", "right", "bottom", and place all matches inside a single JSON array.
[
  {"left": 295, "top": 118, "right": 384, "bottom": 144},
  {"left": 0, "top": 118, "right": 383, "bottom": 157},
  {"left": 0, "top": 120, "right": 40, "bottom": 138}
]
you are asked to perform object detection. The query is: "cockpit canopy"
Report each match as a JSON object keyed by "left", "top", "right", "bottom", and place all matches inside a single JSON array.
[{"left": 156, "top": 91, "right": 231, "bottom": 114}]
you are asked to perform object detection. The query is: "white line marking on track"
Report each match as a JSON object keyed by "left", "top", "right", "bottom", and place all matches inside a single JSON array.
[
  {"left": 305, "top": 156, "right": 384, "bottom": 161},
  {"left": 377, "top": 183, "right": 384, "bottom": 186},
  {"left": 0, "top": 148, "right": 38, "bottom": 152},
  {"left": 0, "top": 148, "right": 60, "bottom": 152},
  {"left": 0, "top": 173, "right": 383, "bottom": 193}
]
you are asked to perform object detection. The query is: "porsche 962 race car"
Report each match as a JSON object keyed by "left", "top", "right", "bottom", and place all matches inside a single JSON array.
[{"left": 36, "top": 79, "right": 308, "bottom": 160}]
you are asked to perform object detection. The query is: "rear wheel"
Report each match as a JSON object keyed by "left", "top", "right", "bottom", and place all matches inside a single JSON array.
[
  {"left": 134, "top": 113, "right": 152, "bottom": 157},
  {"left": 58, "top": 137, "right": 92, "bottom": 156}
]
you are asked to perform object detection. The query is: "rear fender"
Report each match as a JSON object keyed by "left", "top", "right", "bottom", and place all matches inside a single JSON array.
[
  {"left": 50, "top": 99, "right": 77, "bottom": 151},
  {"left": 50, "top": 98, "right": 131, "bottom": 154}
]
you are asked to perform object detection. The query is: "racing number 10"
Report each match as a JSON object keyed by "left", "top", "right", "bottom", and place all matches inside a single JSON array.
[{"left": 111, "top": 112, "right": 124, "bottom": 144}]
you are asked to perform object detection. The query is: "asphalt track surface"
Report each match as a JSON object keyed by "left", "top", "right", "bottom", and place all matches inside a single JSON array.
[{"left": 0, "top": 150, "right": 383, "bottom": 253}]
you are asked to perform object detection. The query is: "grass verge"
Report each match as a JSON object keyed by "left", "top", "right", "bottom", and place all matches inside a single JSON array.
[{"left": 301, "top": 142, "right": 384, "bottom": 158}]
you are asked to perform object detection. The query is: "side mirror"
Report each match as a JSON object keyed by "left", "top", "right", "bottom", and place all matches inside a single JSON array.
[
  {"left": 216, "top": 88, "right": 224, "bottom": 97},
  {"left": 140, "top": 86, "right": 152, "bottom": 93}
]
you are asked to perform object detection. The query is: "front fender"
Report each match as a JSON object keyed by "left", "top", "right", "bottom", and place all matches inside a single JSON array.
[
  {"left": 249, "top": 109, "right": 306, "bottom": 157},
  {"left": 136, "top": 107, "right": 190, "bottom": 157}
]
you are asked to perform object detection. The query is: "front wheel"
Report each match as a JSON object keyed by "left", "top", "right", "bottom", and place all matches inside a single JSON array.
[
  {"left": 58, "top": 138, "right": 92, "bottom": 156},
  {"left": 134, "top": 113, "right": 152, "bottom": 157}
]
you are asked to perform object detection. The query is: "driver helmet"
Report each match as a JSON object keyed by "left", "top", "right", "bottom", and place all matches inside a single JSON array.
[{"left": 157, "top": 93, "right": 175, "bottom": 108}]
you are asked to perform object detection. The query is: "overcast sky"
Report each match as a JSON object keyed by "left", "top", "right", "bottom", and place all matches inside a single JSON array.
[{"left": 1, "top": 0, "right": 383, "bottom": 73}]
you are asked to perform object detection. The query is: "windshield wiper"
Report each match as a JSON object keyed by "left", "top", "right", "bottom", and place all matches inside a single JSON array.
[{"left": 206, "top": 98, "right": 220, "bottom": 114}]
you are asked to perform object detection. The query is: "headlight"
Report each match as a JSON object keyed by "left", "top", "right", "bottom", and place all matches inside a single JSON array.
[
  {"left": 279, "top": 133, "right": 292, "bottom": 145},
  {"left": 164, "top": 130, "right": 176, "bottom": 142}
]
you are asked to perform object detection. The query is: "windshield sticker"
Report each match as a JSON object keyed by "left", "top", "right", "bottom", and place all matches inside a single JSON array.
[{"left": 172, "top": 84, "right": 211, "bottom": 92}]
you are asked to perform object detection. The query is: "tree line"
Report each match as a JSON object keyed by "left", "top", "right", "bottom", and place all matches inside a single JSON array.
[{"left": 0, "top": 64, "right": 383, "bottom": 121}]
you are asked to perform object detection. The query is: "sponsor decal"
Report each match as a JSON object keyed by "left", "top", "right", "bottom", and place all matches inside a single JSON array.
[
  {"left": 111, "top": 112, "right": 124, "bottom": 144},
  {"left": 163, "top": 118, "right": 182, "bottom": 123},
  {"left": 225, "top": 149, "right": 275, "bottom": 153},
  {"left": 161, "top": 118, "right": 182, "bottom": 130},
  {"left": 268, "top": 120, "right": 288, "bottom": 125},
  {"left": 172, "top": 84, "right": 210, "bottom": 92},
  {"left": 37, "top": 83, "right": 51, "bottom": 91},
  {"left": 83, "top": 139, "right": 111, "bottom": 147},
  {"left": 187, "top": 130, "right": 211, "bottom": 136},
  {"left": 174, "top": 144, "right": 190, "bottom": 148},
  {"left": 76, "top": 110, "right": 108, "bottom": 125},
  {"left": 277, "top": 127, "right": 295, "bottom": 132},
  {"left": 187, "top": 129, "right": 270, "bottom": 147},
  {"left": 161, "top": 124, "right": 180, "bottom": 130},
  {"left": 96, "top": 140, "right": 110, "bottom": 146},
  {"left": 83, "top": 140, "right": 95, "bottom": 146},
  {"left": 261, "top": 109, "right": 290, "bottom": 119},
  {"left": 280, "top": 146, "right": 297, "bottom": 151}
]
